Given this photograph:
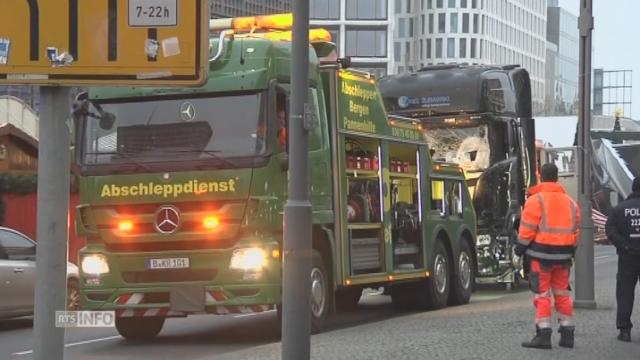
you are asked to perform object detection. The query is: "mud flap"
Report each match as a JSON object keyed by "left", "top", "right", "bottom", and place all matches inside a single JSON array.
[{"left": 170, "top": 285, "right": 205, "bottom": 313}]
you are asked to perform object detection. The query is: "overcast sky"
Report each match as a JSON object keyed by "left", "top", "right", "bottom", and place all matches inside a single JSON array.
[{"left": 558, "top": 0, "right": 639, "bottom": 118}]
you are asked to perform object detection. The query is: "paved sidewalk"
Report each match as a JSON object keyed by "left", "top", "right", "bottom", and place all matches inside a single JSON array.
[{"left": 208, "top": 250, "right": 639, "bottom": 360}]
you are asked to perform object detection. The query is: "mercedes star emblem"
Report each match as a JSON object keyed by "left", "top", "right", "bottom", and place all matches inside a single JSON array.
[
  {"left": 154, "top": 205, "right": 181, "bottom": 234},
  {"left": 179, "top": 102, "right": 196, "bottom": 122}
]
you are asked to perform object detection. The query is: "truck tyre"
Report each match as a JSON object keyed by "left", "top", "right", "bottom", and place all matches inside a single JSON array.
[
  {"left": 449, "top": 239, "right": 474, "bottom": 305},
  {"left": 310, "top": 250, "right": 331, "bottom": 332},
  {"left": 335, "top": 287, "right": 363, "bottom": 312},
  {"left": 424, "top": 240, "right": 451, "bottom": 310},
  {"left": 115, "top": 317, "right": 165, "bottom": 340}
]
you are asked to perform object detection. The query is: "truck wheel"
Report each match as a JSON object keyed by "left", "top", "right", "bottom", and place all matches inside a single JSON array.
[
  {"left": 335, "top": 287, "right": 362, "bottom": 312},
  {"left": 115, "top": 317, "right": 165, "bottom": 340},
  {"left": 424, "top": 240, "right": 451, "bottom": 310},
  {"left": 66, "top": 280, "right": 80, "bottom": 311},
  {"left": 449, "top": 240, "right": 474, "bottom": 305},
  {"left": 310, "top": 250, "right": 331, "bottom": 332}
]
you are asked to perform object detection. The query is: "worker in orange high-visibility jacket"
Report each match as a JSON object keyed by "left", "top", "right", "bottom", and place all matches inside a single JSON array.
[{"left": 513, "top": 162, "right": 581, "bottom": 350}]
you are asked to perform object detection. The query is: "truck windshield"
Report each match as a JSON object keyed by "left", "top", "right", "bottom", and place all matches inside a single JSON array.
[
  {"left": 80, "top": 92, "right": 267, "bottom": 167},
  {"left": 423, "top": 123, "right": 490, "bottom": 173}
]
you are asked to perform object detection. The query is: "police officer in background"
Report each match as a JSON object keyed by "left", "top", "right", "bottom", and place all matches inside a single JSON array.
[{"left": 605, "top": 177, "right": 640, "bottom": 342}]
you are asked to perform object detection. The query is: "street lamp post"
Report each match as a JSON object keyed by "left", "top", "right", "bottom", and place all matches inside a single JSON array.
[
  {"left": 282, "top": 0, "right": 312, "bottom": 359},
  {"left": 574, "top": 0, "right": 596, "bottom": 309}
]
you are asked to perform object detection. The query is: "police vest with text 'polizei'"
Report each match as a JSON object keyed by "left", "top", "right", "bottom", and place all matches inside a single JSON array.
[{"left": 518, "top": 182, "right": 581, "bottom": 262}]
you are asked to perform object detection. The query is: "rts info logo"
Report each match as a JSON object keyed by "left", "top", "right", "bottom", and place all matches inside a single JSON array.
[{"left": 55, "top": 311, "right": 115, "bottom": 328}]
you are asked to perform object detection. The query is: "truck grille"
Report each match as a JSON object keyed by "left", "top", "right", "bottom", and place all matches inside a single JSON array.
[
  {"left": 121, "top": 269, "right": 217, "bottom": 284},
  {"left": 106, "top": 239, "right": 237, "bottom": 252}
]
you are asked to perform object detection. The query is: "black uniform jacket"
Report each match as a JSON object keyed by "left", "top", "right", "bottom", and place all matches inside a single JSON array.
[{"left": 605, "top": 192, "right": 640, "bottom": 255}]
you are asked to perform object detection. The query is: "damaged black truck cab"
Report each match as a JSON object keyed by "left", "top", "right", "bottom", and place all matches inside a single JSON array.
[{"left": 379, "top": 65, "right": 537, "bottom": 288}]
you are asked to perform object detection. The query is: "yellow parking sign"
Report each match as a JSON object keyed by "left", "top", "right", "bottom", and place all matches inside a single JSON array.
[{"left": 0, "top": 0, "right": 209, "bottom": 86}]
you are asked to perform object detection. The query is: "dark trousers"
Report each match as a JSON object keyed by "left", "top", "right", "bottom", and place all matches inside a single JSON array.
[{"left": 616, "top": 253, "right": 640, "bottom": 330}]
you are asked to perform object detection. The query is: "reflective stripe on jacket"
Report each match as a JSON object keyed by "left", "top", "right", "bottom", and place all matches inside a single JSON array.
[{"left": 517, "top": 182, "right": 581, "bottom": 261}]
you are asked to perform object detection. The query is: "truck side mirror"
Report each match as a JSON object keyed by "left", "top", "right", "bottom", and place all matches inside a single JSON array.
[
  {"left": 72, "top": 91, "right": 116, "bottom": 130},
  {"left": 99, "top": 112, "right": 116, "bottom": 130}
]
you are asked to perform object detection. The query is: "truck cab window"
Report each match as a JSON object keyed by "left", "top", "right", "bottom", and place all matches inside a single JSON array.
[
  {"left": 432, "top": 179, "right": 446, "bottom": 215},
  {"left": 448, "top": 181, "right": 464, "bottom": 217}
]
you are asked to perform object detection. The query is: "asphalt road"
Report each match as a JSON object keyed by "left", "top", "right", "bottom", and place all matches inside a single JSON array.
[{"left": 0, "top": 246, "right": 618, "bottom": 360}]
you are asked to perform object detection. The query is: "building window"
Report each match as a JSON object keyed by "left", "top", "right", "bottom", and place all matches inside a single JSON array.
[
  {"left": 472, "top": 0, "right": 477, "bottom": 8},
  {"left": 447, "top": 38, "right": 455, "bottom": 58},
  {"left": 347, "top": 0, "right": 387, "bottom": 20},
  {"left": 429, "top": 14, "right": 434, "bottom": 33},
  {"left": 450, "top": 13, "right": 458, "bottom": 33},
  {"left": 473, "top": 13, "right": 479, "bottom": 33},
  {"left": 462, "top": 13, "right": 469, "bottom": 33},
  {"left": 482, "top": 15, "right": 486, "bottom": 34},
  {"left": 394, "top": 42, "right": 402, "bottom": 59},
  {"left": 327, "top": 29, "right": 340, "bottom": 49},
  {"left": 395, "top": 0, "right": 402, "bottom": 14},
  {"left": 427, "top": 0, "right": 433, "bottom": 9},
  {"left": 438, "top": 13, "right": 446, "bottom": 33},
  {"left": 436, "top": 38, "right": 443, "bottom": 57},
  {"left": 427, "top": 39, "right": 432, "bottom": 58},
  {"left": 448, "top": 0, "right": 456, "bottom": 8},
  {"left": 459, "top": 37, "right": 467, "bottom": 57},
  {"left": 409, "top": 18, "right": 414, "bottom": 37},
  {"left": 407, "top": 0, "right": 412, "bottom": 13},
  {"left": 311, "top": 0, "right": 340, "bottom": 19},
  {"left": 346, "top": 29, "right": 388, "bottom": 57},
  {"left": 436, "top": 0, "right": 443, "bottom": 8},
  {"left": 470, "top": 38, "right": 477, "bottom": 58},
  {"left": 420, "top": 40, "right": 424, "bottom": 59},
  {"left": 399, "top": 18, "right": 406, "bottom": 37},
  {"left": 405, "top": 42, "right": 411, "bottom": 61},
  {"left": 422, "top": 15, "right": 426, "bottom": 35},
  {"left": 461, "top": 0, "right": 467, "bottom": 8}
]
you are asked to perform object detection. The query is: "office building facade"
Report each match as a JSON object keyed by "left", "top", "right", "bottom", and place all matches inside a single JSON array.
[
  {"left": 593, "top": 69, "right": 633, "bottom": 118},
  {"left": 311, "top": 0, "right": 392, "bottom": 78},
  {"left": 0, "top": 86, "right": 39, "bottom": 112},
  {"left": 393, "top": 0, "right": 547, "bottom": 114},
  {"left": 544, "top": 0, "right": 579, "bottom": 115},
  {"left": 211, "top": 0, "right": 291, "bottom": 18}
]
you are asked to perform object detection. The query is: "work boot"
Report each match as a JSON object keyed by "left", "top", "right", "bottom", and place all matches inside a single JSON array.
[
  {"left": 618, "top": 329, "right": 631, "bottom": 342},
  {"left": 558, "top": 326, "right": 575, "bottom": 348},
  {"left": 522, "top": 327, "right": 552, "bottom": 349}
]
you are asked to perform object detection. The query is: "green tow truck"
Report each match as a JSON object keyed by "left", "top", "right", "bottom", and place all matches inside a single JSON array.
[{"left": 74, "top": 14, "right": 477, "bottom": 340}]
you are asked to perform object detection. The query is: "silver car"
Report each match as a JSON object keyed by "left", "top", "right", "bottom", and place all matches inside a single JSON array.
[{"left": 0, "top": 227, "right": 80, "bottom": 320}]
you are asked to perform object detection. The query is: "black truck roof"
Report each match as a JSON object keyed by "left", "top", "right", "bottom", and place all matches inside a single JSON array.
[{"left": 378, "top": 64, "right": 531, "bottom": 118}]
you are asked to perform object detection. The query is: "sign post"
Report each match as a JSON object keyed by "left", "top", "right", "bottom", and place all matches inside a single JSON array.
[
  {"left": 282, "top": 0, "right": 312, "bottom": 359},
  {"left": 33, "top": 86, "right": 71, "bottom": 360},
  {"left": 0, "top": 1, "right": 210, "bottom": 358},
  {"left": 575, "top": 0, "right": 596, "bottom": 309}
]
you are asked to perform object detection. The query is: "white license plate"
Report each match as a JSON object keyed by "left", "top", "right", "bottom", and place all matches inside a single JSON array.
[
  {"left": 147, "top": 257, "right": 190, "bottom": 270},
  {"left": 128, "top": 0, "right": 178, "bottom": 27}
]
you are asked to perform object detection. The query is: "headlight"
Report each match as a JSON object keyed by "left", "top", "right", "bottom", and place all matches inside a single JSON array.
[
  {"left": 81, "top": 254, "right": 110, "bottom": 275},
  {"left": 476, "top": 234, "right": 492, "bottom": 247},
  {"left": 229, "top": 248, "right": 267, "bottom": 272}
]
